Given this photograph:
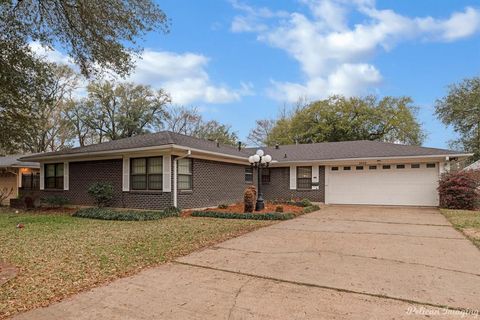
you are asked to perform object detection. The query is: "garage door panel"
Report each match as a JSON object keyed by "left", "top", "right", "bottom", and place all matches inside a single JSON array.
[{"left": 328, "top": 167, "right": 439, "bottom": 206}]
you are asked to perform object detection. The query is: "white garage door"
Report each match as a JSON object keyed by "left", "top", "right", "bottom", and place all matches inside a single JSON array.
[{"left": 327, "top": 164, "right": 439, "bottom": 206}]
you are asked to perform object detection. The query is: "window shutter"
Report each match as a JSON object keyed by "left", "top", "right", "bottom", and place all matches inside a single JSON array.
[
  {"left": 289, "top": 165, "right": 296, "bottom": 190},
  {"left": 312, "top": 165, "right": 319, "bottom": 190},
  {"left": 39, "top": 164, "right": 45, "bottom": 190},
  {"left": 163, "top": 156, "right": 171, "bottom": 192},
  {"left": 122, "top": 157, "right": 130, "bottom": 192},
  {"left": 63, "top": 162, "right": 69, "bottom": 190}
]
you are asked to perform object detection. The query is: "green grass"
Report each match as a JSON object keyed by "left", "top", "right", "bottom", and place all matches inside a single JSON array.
[
  {"left": 0, "top": 207, "right": 273, "bottom": 319},
  {"left": 441, "top": 209, "right": 480, "bottom": 249}
]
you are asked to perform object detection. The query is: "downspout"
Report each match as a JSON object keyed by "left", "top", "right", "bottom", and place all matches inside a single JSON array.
[{"left": 173, "top": 150, "right": 191, "bottom": 208}]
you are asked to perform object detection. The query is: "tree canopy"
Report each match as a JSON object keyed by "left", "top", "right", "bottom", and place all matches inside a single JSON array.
[
  {"left": 1, "top": 0, "right": 168, "bottom": 77},
  {"left": 250, "top": 96, "right": 425, "bottom": 146},
  {"left": 435, "top": 77, "right": 480, "bottom": 161},
  {"left": 164, "top": 106, "right": 239, "bottom": 146}
]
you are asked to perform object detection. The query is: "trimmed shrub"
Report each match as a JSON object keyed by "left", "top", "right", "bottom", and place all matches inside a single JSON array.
[
  {"left": 191, "top": 211, "right": 295, "bottom": 220},
  {"left": 164, "top": 206, "right": 181, "bottom": 215},
  {"left": 275, "top": 205, "right": 284, "bottom": 213},
  {"left": 303, "top": 204, "right": 320, "bottom": 213},
  {"left": 88, "top": 182, "right": 114, "bottom": 207},
  {"left": 438, "top": 170, "right": 480, "bottom": 210},
  {"left": 218, "top": 204, "right": 229, "bottom": 209},
  {"left": 244, "top": 186, "right": 256, "bottom": 213},
  {"left": 41, "top": 195, "right": 70, "bottom": 208},
  {"left": 300, "top": 198, "right": 312, "bottom": 207},
  {"left": 73, "top": 208, "right": 179, "bottom": 221}
]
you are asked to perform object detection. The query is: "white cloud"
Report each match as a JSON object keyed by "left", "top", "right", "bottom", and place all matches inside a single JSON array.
[
  {"left": 30, "top": 44, "right": 252, "bottom": 105},
  {"left": 232, "top": 0, "right": 480, "bottom": 102}
]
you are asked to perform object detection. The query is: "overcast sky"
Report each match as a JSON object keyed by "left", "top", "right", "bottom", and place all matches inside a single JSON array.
[{"left": 34, "top": 0, "right": 480, "bottom": 148}]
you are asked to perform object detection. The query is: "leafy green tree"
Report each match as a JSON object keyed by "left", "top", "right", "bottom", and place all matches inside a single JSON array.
[
  {"left": 83, "top": 81, "right": 170, "bottom": 141},
  {"left": 1, "top": 0, "right": 168, "bottom": 77},
  {"left": 0, "top": 0, "right": 168, "bottom": 153},
  {"left": 0, "top": 63, "right": 78, "bottom": 153},
  {"left": 435, "top": 77, "right": 480, "bottom": 161},
  {"left": 254, "top": 95, "right": 425, "bottom": 146}
]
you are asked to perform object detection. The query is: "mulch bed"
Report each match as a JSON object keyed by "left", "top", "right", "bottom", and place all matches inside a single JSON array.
[
  {"left": 183, "top": 202, "right": 304, "bottom": 216},
  {"left": 0, "top": 263, "right": 18, "bottom": 286}
]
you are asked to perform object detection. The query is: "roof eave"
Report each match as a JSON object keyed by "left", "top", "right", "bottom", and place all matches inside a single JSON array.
[
  {"left": 19, "top": 144, "right": 250, "bottom": 163},
  {"left": 270, "top": 153, "right": 473, "bottom": 165}
]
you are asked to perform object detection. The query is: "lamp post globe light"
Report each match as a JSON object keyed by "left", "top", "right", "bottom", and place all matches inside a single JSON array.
[{"left": 249, "top": 149, "right": 273, "bottom": 211}]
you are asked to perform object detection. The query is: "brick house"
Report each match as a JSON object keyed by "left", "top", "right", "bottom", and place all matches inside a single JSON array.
[{"left": 20, "top": 131, "right": 471, "bottom": 209}]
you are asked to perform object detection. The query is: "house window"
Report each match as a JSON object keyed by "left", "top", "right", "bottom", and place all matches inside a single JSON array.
[
  {"left": 426, "top": 163, "right": 436, "bottom": 168},
  {"left": 396, "top": 164, "right": 405, "bottom": 169},
  {"left": 45, "top": 163, "right": 64, "bottom": 189},
  {"left": 343, "top": 166, "right": 351, "bottom": 171},
  {"left": 261, "top": 168, "right": 270, "bottom": 184},
  {"left": 331, "top": 166, "right": 339, "bottom": 171},
  {"left": 411, "top": 164, "right": 420, "bottom": 169},
  {"left": 245, "top": 167, "right": 253, "bottom": 183},
  {"left": 178, "top": 158, "right": 192, "bottom": 190},
  {"left": 297, "top": 166, "right": 312, "bottom": 189},
  {"left": 382, "top": 165, "right": 391, "bottom": 169},
  {"left": 130, "top": 157, "right": 163, "bottom": 190},
  {"left": 356, "top": 166, "right": 364, "bottom": 170},
  {"left": 369, "top": 165, "right": 377, "bottom": 170}
]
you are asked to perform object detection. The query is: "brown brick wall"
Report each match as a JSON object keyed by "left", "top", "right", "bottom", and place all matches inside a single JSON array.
[
  {"left": 177, "top": 158, "right": 252, "bottom": 209},
  {"left": 261, "top": 166, "right": 325, "bottom": 202},
  {"left": 39, "top": 159, "right": 174, "bottom": 210},
  {"left": 38, "top": 158, "right": 323, "bottom": 210}
]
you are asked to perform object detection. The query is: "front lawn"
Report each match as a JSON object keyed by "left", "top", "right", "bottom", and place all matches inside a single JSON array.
[
  {"left": 0, "top": 207, "right": 273, "bottom": 319},
  {"left": 441, "top": 209, "right": 480, "bottom": 249}
]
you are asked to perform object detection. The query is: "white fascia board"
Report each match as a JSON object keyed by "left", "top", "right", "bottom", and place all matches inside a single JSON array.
[
  {"left": 269, "top": 154, "right": 473, "bottom": 166},
  {"left": 23, "top": 144, "right": 251, "bottom": 164}
]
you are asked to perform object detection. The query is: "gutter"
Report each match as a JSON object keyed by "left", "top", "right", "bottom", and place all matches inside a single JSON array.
[
  {"left": 20, "top": 144, "right": 249, "bottom": 163},
  {"left": 269, "top": 153, "right": 474, "bottom": 165},
  {"left": 173, "top": 150, "right": 191, "bottom": 208}
]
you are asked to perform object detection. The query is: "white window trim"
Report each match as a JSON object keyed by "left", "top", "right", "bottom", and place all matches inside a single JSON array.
[
  {"left": 39, "top": 164, "right": 45, "bottom": 190},
  {"left": 289, "top": 165, "right": 297, "bottom": 190},
  {"left": 163, "top": 156, "right": 171, "bottom": 192},
  {"left": 122, "top": 157, "right": 130, "bottom": 191},
  {"left": 312, "top": 165, "right": 319, "bottom": 190},
  {"left": 63, "top": 161, "right": 69, "bottom": 190}
]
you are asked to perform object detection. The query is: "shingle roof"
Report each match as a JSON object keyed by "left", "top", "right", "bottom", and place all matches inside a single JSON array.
[
  {"left": 245, "top": 140, "right": 466, "bottom": 162},
  {"left": 0, "top": 155, "right": 40, "bottom": 168},
  {"left": 20, "top": 131, "right": 248, "bottom": 160},
  {"left": 20, "top": 131, "right": 469, "bottom": 163}
]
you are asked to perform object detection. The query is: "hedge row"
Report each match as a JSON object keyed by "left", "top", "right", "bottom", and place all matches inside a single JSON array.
[
  {"left": 191, "top": 211, "right": 296, "bottom": 220},
  {"left": 191, "top": 205, "right": 320, "bottom": 220},
  {"left": 73, "top": 207, "right": 180, "bottom": 221}
]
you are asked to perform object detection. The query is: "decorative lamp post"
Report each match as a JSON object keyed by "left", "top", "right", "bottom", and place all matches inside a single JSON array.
[{"left": 248, "top": 149, "right": 273, "bottom": 211}]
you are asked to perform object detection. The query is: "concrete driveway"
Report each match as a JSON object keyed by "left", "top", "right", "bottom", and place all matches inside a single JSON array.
[{"left": 15, "top": 206, "right": 480, "bottom": 319}]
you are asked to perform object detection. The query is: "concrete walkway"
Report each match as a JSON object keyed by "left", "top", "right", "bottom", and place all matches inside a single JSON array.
[{"left": 15, "top": 206, "right": 480, "bottom": 319}]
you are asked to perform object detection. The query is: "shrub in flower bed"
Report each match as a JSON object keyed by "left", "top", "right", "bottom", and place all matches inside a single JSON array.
[
  {"left": 270, "top": 198, "right": 312, "bottom": 207},
  {"left": 190, "top": 205, "right": 320, "bottom": 220},
  {"left": 303, "top": 204, "right": 320, "bottom": 213},
  {"left": 438, "top": 170, "right": 480, "bottom": 210},
  {"left": 73, "top": 207, "right": 180, "bottom": 221},
  {"left": 191, "top": 211, "right": 295, "bottom": 220}
]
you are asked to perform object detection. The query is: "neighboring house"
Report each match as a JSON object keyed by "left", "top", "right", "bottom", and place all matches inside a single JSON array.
[
  {"left": 20, "top": 131, "right": 472, "bottom": 209},
  {"left": 0, "top": 155, "right": 40, "bottom": 205}
]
